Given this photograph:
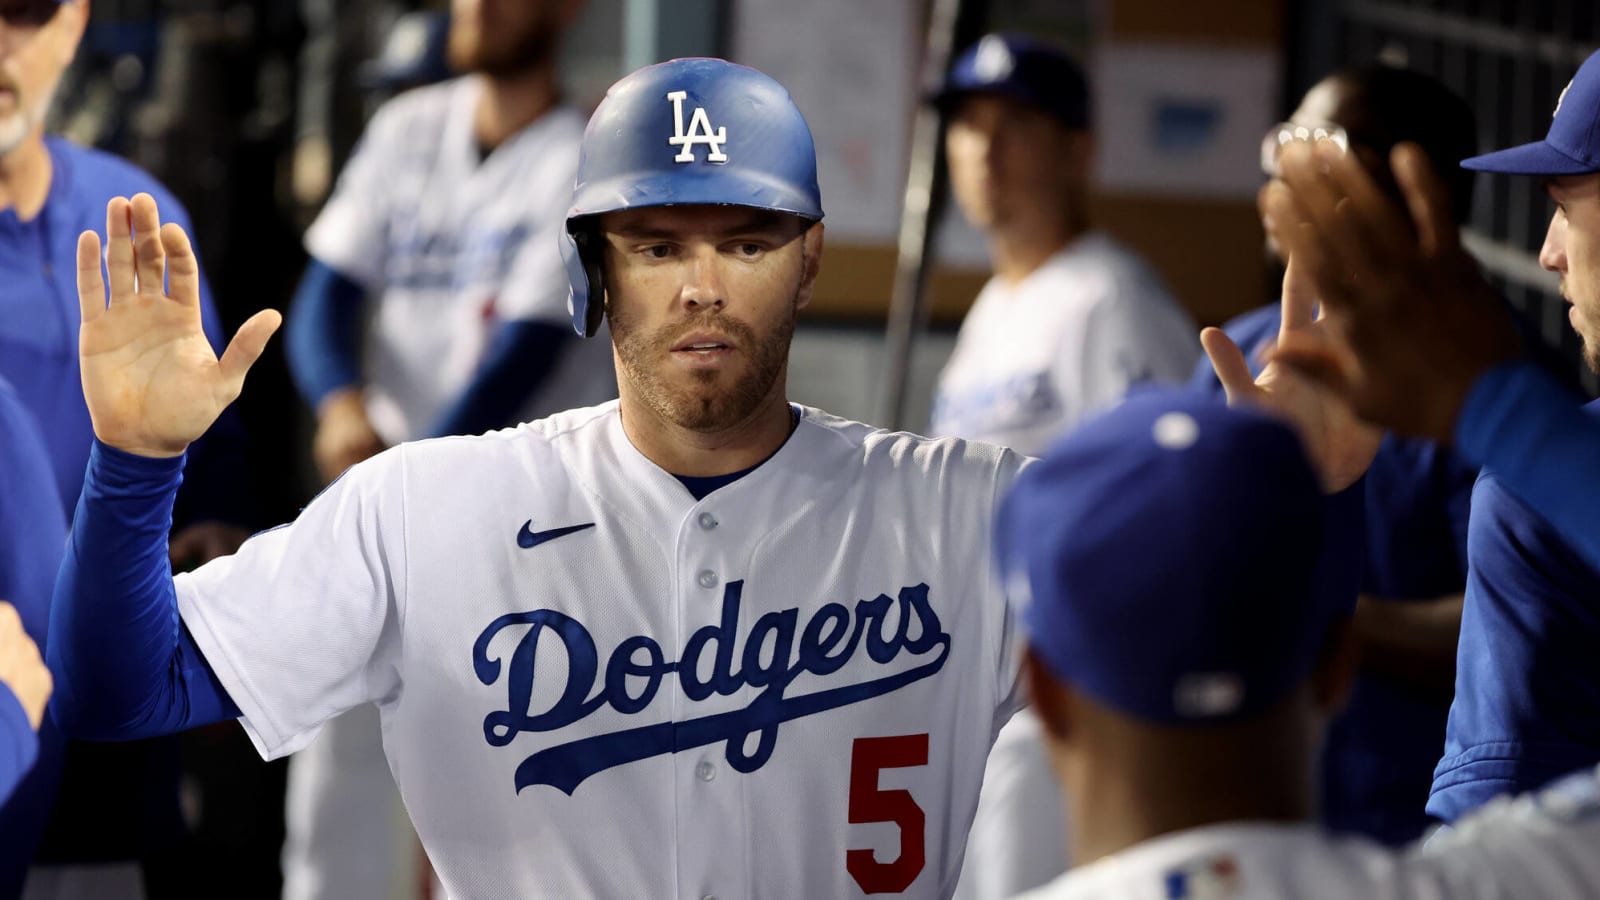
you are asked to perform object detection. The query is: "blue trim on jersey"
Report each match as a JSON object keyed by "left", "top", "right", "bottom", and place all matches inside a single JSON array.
[
  {"left": 50, "top": 442, "right": 241, "bottom": 744},
  {"left": 428, "top": 319, "right": 573, "bottom": 437},
  {"left": 286, "top": 257, "right": 367, "bottom": 409}
]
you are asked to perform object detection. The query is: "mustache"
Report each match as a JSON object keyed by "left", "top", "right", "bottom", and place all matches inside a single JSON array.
[{"left": 654, "top": 313, "right": 756, "bottom": 349}]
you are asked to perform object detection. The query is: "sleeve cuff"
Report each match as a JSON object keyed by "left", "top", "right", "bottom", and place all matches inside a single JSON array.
[{"left": 89, "top": 439, "right": 188, "bottom": 491}]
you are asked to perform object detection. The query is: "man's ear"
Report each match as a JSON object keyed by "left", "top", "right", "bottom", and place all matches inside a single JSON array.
[
  {"left": 1023, "top": 647, "right": 1073, "bottom": 742},
  {"left": 794, "top": 221, "right": 825, "bottom": 312},
  {"left": 1310, "top": 617, "right": 1360, "bottom": 716}
]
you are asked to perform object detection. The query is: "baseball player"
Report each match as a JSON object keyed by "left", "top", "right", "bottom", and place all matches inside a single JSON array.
[
  {"left": 1245, "top": 49, "right": 1600, "bottom": 824},
  {"left": 1191, "top": 65, "right": 1481, "bottom": 846},
  {"left": 0, "top": 602, "right": 50, "bottom": 811},
  {"left": 0, "top": 374, "right": 66, "bottom": 896},
  {"left": 280, "top": 3, "right": 615, "bottom": 893},
  {"left": 996, "top": 387, "right": 1600, "bottom": 899},
  {"left": 0, "top": 0, "right": 258, "bottom": 892},
  {"left": 51, "top": 59, "right": 1033, "bottom": 899},
  {"left": 925, "top": 34, "right": 1198, "bottom": 899}
]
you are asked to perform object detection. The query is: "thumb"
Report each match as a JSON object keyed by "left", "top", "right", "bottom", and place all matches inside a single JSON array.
[
  {"left": 218, "top": 309, "right": 283, "bottom": 396},
  {"left": 1201, "top": 327, "right": 1260, "bottom": 407}
]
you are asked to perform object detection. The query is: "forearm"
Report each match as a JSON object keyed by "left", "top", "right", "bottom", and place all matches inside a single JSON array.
[
  {"left": 0, "top": 686, "right": 37, "bottom": 807},
  {"left": 428, "top": 320, "right": 572, "bottom": 437},
  {"left": 1455, "top": 361, "right": 1600, "bottom": 570},
  {"left": 286, "top": 259, "right": 368, "bottom": 409},
  {"left": 49, "top": 442, "right": 239, "bottom": 740},
  {"left": 1353, "top": 592, "right": 1463, "bottom": 698}
]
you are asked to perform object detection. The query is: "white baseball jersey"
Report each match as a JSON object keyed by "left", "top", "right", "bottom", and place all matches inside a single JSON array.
[
  {"left": 305, "top": 76, "right": 616, "bottom": 444},
  {"left": 1013, "top": 766, "right": 1600, "bottom": 899},
  {"left": 175, "top": 401, "right": 1028, "bottom": 899},
  {"left": 929, "top": 231, "right": 1199, "bottom": 457}
]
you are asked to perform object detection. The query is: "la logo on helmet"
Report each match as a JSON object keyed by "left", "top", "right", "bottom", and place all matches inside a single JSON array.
[{"left": 667, "top": 91, "right": 729, "bottom": 163}]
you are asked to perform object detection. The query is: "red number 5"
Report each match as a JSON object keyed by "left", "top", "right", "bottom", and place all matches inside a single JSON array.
[{"left": 847, "top": 734, "right": 929, "bottom": 894}]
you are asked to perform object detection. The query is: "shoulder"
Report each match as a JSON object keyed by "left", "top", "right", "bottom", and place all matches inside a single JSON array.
[
  {"left": 796, "top": 406, "right": 1029, "bottom": 492},
  {"left": 398, "top": 401, "right": 617, "bottom": 471},
  {"left": 48, "top": 137, "right": 192, "bottom": 220},
  {"left": 365, "top": 77, "right": 468, "bottom": 133}
]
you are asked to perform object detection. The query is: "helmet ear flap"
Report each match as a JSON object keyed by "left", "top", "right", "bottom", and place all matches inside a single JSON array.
[{"left": 580, "top": 232, "right": 607, "bottom": 338}]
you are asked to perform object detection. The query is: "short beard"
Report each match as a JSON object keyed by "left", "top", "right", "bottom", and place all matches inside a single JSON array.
[
  {"left": 0, "top": 83, "right": 52, "bottom": 158},
  {"left": 611, "top": 302, "right": 796, "bottom": 434}
]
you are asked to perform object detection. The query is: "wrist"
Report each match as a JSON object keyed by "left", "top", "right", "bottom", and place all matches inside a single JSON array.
[{"left": 318, "top": 385, "right": 367, "bottom": 418}]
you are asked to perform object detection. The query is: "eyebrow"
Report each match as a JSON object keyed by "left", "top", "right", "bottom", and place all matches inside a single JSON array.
[{"left": 611, "top": 212, "right": 794, "bottom": 241}]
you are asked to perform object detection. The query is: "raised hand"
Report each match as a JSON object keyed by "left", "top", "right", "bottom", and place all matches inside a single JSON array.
[
  {"left": 1202, "top": 254, "right": 1382, "bottom": 493},
  {"left": 1264, "top": 141, "right": 1522, "bottom": 442},
  {"left": 78, "top": 194, "right": 282, "bottom": 458}
]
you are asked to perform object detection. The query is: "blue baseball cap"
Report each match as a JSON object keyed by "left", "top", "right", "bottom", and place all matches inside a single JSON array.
[
  {"left": 934, "top": 33, "right": 1089, "bottom": 129},
  {"left": 1463, "top": 49, "right": 1600, "bottom": 175},
  {"left": 996, "top": 389, "right": 1358, "bottom": 725}
]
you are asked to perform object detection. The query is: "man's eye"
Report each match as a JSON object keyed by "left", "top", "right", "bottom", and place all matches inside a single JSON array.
[
  {"left": 737, "top": 243, "right": 763, "bottom": 256},
  {"left": 644, "top": 245, "right": 672, "bottom": 258}
]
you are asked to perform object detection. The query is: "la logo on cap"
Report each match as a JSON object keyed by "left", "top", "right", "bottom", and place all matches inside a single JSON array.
[{"left": 666, "top": 91, "right": 728, "bottom": 163}]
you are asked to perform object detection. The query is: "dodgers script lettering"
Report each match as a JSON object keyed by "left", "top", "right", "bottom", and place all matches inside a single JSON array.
[{"left": 472, "top": 581, "right": 950, "bottom": 795}]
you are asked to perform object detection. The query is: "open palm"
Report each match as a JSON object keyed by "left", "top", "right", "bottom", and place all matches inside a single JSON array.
[{"left": 78, "top": 194, "right": 280, "bottom": 458}]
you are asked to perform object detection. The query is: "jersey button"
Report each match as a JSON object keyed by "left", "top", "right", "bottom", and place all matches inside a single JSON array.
[
  {"left": 697, "top": 570, "right": 719, "bottom": 589},
  {"left": 696, "top": 761, "right": 716, "bottom": 782},
  {"left": 697, "top": 512, "right": 718, "bottom": 530}
]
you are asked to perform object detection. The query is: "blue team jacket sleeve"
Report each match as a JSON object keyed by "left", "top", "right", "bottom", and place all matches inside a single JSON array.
[
  {"left": 1454, "top": 360, "right": 1600, "bottom": 571},
  {"left": 0, "top": 686, "right": 37, "bottom": 808},
  {"left": 427, "top": 319, "right": 573, "bottom": 437},
  {"left": 49, "top": 442, "right": 241, "bottom": 741},
  {"left": 1427, "top": 469, "right": 1600, "bottom": 822},
  {"left": 286, "top": 258, "right": 368, "bottom": 410}
]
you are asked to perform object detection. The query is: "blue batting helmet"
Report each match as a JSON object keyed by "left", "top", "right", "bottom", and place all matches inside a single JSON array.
[{"left": 561, "top": 57, "right": 825, "bottom": 337}]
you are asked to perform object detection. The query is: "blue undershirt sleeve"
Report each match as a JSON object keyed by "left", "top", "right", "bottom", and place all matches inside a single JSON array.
[
  {"left": 48, "top": 442, "right": 241, "bottom": 742},
  {"left": 1454, "top": 360, "right": 1600, "bottom": 571},
  {"left": 427, "top": 319, "right": 573, "bottom": 437},
  {"left": 0, "top": 685, "right": 37, "bottom": 807},
  {"left": 286, "top": 258, "right": 368, "bottom": 410}
]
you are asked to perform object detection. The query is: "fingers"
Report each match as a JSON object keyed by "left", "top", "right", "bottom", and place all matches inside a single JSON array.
[
  {"left": 104, "top": 197, "right": 135, "bottom": 300},
  {"left": 1280, "top": 255, "right": 1318, "bottom": 333},
  {"left": 1200, "top": 327, "right": 1260, "bottom": 407},
  {"left": 76, "top": 231, "right": 106, "bottom": 325},
  {"left": 218, "top": 309, "right": 283, "bottom": 393},
  {"left": 1263, "top": 181, "right": 1361, "bottom": 313},
  {"left": 130, "top": 193, "right": 166, "bottom": 295},
  {"left": 1275, "top": 142, "right": 1398, "bottom": 287},
  {"left": 1392, "top": 143, "right": 1461, "bottom": 258},
  {"left": 161, "top": 222, "right": 201, "bottom": 306}
]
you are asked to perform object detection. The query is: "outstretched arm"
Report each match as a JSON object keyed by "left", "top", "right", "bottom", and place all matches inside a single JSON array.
[{"left": 47, "top": 194, "right": 275, "bottom": 740}]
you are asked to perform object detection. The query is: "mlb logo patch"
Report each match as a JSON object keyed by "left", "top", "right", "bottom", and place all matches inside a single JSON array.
[{"left": 1163, "top": 853, "right": 1240, "bottom": 899}]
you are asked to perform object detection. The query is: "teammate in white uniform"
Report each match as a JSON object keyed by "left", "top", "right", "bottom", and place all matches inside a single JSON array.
[
  {"left": 280, "top": 5, "right": 612, "bottom": 896},
  {"left": 997, "top": 389, "right": 1600, "bottom": 900},
  {"left": 49, "top": 59, "right": 1031, "bottom": 899},
  {"left": 927, "top": 35, "right": 1199, "bottom": 900}
]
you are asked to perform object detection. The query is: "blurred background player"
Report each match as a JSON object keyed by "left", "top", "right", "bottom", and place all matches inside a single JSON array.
[
  {"left": 0, "top": 0, "right": 257, "bottom": 895},
  {"left": 926, "top": 33, "right": 1199, "bottom": 900},
  {"left": 1191, "top": 64, "right": 1481, "bottom": 846},
  {"left": 278, "top": 1, "right": 616, "bottom": 895},
  {"left": 999, "top": 387, "right": 1600, "bottom": 899},
  {"left": 0, "top": 375, "right": 65, "bottom": 898},
  {"left": 1255, "top": 48, "right": 1600, "bottom": 826}
]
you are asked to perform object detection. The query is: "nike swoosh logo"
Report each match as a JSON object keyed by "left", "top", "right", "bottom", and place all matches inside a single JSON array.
[{"left": 517, "top": 521, "right": 595, "bottom": 549}]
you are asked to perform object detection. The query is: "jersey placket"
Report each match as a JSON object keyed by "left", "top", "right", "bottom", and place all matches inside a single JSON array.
[{"left": 671, "top": 499, "right": 750, "bottom": 900}]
